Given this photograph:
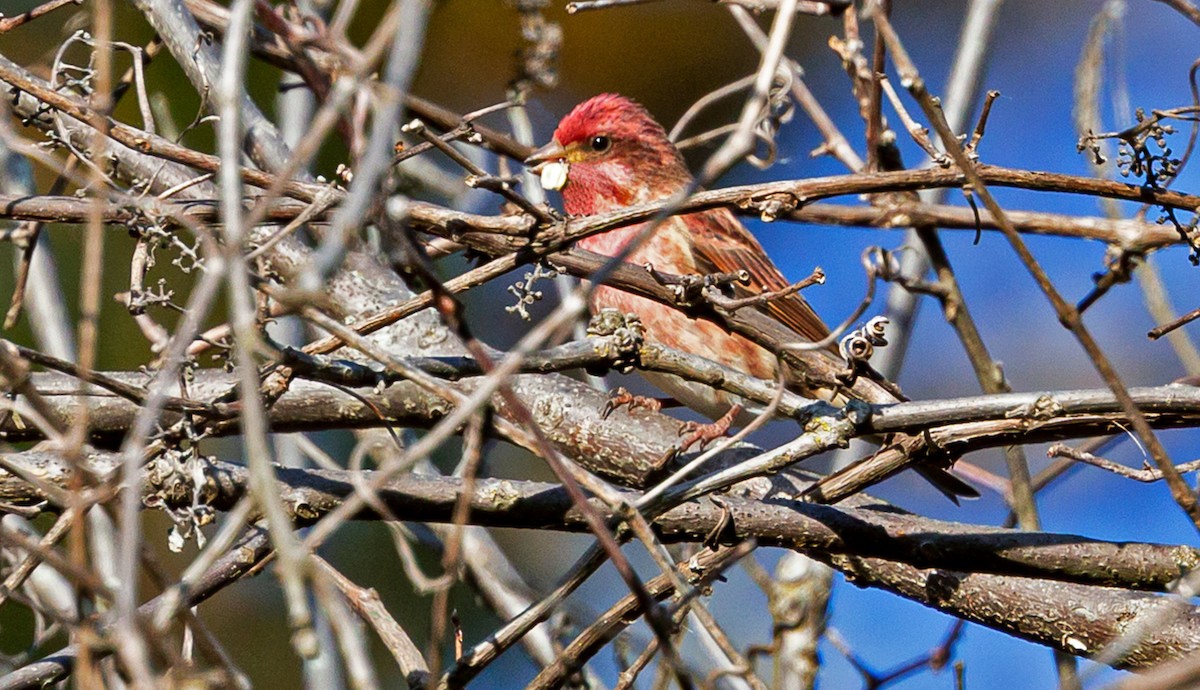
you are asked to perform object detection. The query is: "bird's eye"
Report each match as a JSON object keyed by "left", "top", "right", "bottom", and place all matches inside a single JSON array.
[{"left": 589, "top": 135, "right": 611, "bottom": 153}]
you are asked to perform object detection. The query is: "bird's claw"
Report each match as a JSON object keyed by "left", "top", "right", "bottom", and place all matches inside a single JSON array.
[
  {"left": 675, "top": 406, "right": 740, "bottom": 453},
  {"left": 675, "top": 420, "right": 728, "bottom": 453},
  {"left": 600, "top": 387, "right": 663, "bottom": 420}
]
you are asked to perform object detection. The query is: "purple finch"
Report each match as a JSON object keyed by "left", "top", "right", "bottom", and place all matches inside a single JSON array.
[{"left": 527, "top": 94, "right": 974, "bottom": 501}]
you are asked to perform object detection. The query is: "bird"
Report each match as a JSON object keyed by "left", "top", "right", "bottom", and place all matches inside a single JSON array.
[{"left": 524, "top": 93, "right": 976, "bottom": 502}]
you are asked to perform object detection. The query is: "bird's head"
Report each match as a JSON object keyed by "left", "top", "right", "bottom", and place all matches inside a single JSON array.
[{"left": 525, "top": 94, "right": 691, "bottom": 215}]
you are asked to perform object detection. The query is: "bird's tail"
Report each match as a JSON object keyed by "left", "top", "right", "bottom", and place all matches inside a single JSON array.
[
  {"left": 784, "top": 346, "right": 979, "bottom": 503},
  {"left": 913, "top": 465, "right": 980, "bottom": 505},
  {"left": 802, "top": 433, "right": 979, "bottom": 504}
]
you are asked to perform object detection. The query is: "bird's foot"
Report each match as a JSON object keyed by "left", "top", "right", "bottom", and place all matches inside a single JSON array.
[
  {"left": 675, "top": 404, "right": 743, "bottom": 454},
  {"left": 601, "top": 387, "right": 665, "bottom": 419}
]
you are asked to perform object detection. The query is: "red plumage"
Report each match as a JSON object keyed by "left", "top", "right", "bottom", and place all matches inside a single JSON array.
[
  {"left": 541, "top": 94, "right": 831, "bottom": 415},
  {"left": 528, "top": 94, "right": 976, "bottom": 501}
]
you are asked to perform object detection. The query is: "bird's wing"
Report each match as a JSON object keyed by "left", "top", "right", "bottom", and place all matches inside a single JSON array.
[
  {"left": 678, "top": 208, "right": 835, "bottom": 350},
  {"left": 678, "top": 210, "right": 978, "bottom": 503}
]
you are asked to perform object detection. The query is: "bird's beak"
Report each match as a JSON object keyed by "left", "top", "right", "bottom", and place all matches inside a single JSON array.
[
  {"left": 524, "top": 139, "right": 566, "bottom": 169},
  {"left": 524, "top": 140, "right": 569, "bottom": 191}
]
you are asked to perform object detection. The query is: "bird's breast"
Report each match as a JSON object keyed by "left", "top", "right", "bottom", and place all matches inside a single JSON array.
[
  {"left": 579, "top": 218, "right": 780, "bottom": 417},
  {"left": 575, "top": 219, "right": 693, "bottom": 269},
  {"left": 589, "top": 282, "right": 779, "bottom": 418}
]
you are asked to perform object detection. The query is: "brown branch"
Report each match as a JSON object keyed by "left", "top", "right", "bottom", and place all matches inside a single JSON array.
[
  {"left": 1047, "top": 442, "right": 1200, "bottom": 482},
  {"left": 312, "top": 556, "right": 428, "bottom": 686},
  {"left": 831, "top": 553, "right": 1200, "bottom": 669},
  {"left": 7, "top": 368, "right": 1200, "bottom": 485},
  {"left": 4, "top": 450, "right": 1200, "bottom": 673},
  {"left": 0, "top": 0, "right": 83, "bottom": 33},
  {"left": 1149, "top": 304, "right": 1200, "bottom": 340},
  {"left": 0, "top": 179, "right": 1186, "bottom": 255},
  {"left": 0, "top": 450, "right": 1195, "bottom": 592}
]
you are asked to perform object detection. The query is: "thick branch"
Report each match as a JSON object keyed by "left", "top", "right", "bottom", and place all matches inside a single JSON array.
[
  {"left": 6, "top": 371, "right": 1200, "bottom": 482},
  {"left": 0, "top": 450, "right": 1195, "bottom": 591},
  {"left": 3, "top": 449, "right": 1200, "bottom": 669},
  {"left": 831, "top": 554, "right": 1200, "bottom": 669}
]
